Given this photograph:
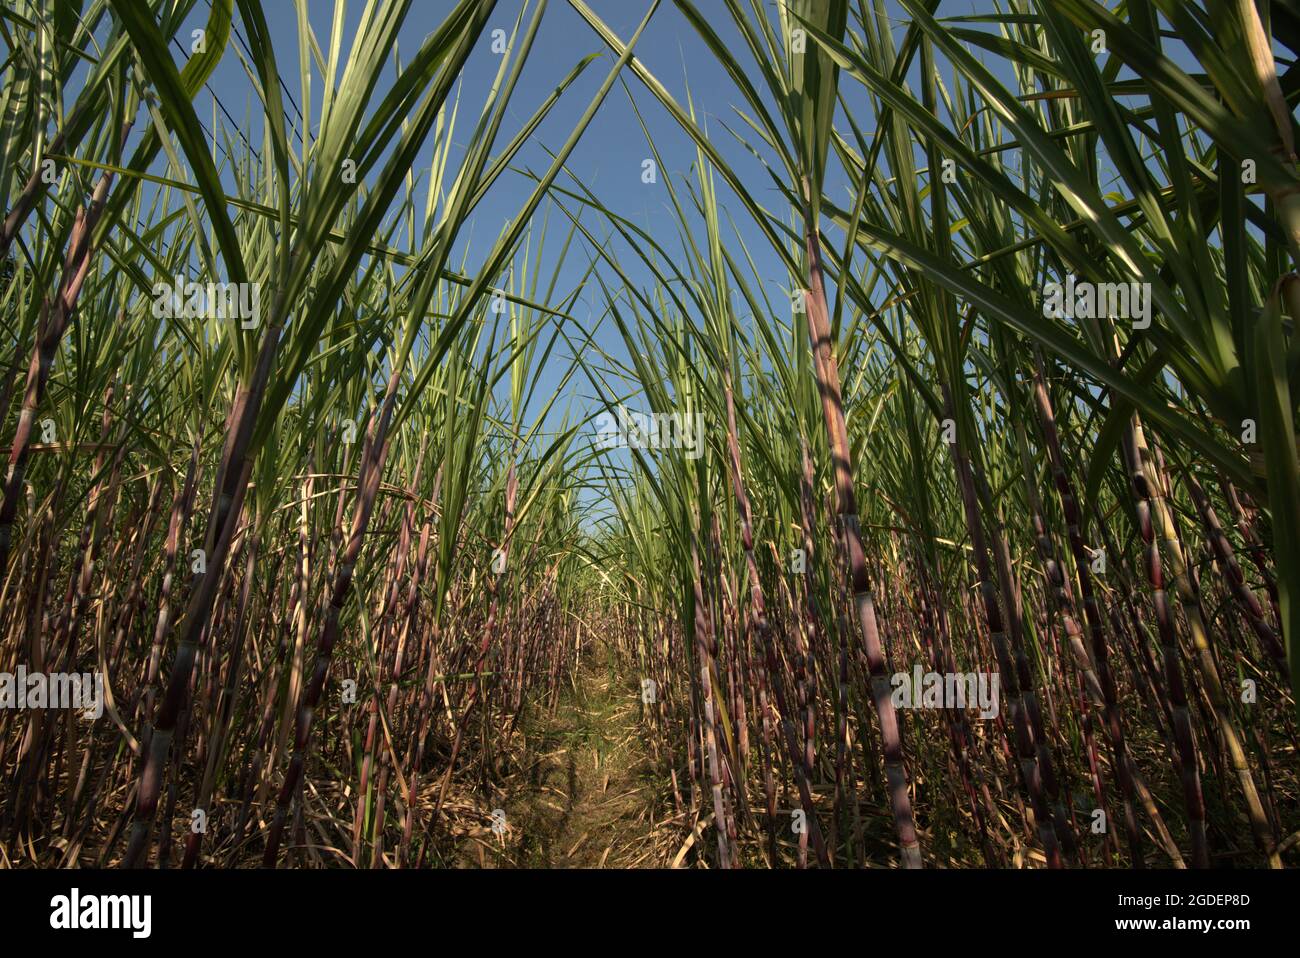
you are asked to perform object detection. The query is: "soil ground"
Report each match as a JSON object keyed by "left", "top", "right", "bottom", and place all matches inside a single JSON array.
[{"left": 453, "top": 650, "right": 672, "bottom": 868}]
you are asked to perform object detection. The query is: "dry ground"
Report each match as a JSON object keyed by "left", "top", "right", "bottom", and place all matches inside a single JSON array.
[{"left": 450, "top": 655, "right": 678, "bottom": 868}]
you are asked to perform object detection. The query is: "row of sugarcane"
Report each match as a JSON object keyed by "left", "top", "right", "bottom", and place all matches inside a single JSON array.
[
  {"left": 4, "top": 0, "right": 1300, "bottom": 870},
  {"left": 0, "top": 0, "right": 653, "bottom": 866},
  {"left": 568, "top": 0, "right": 1300, "bottom": 868}
]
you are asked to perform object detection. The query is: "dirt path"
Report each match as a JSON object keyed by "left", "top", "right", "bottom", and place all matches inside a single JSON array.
[{"left": 462, "top": 654, "right": 668, "bottom": 867}]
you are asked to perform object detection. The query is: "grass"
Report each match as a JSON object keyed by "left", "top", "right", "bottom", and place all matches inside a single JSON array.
[{"left": 498, "top": 659, "right": 664, "bottom": 868}]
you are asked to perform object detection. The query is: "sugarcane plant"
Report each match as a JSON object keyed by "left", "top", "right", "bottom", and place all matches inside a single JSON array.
[{"left": 1, "top": 0, "right": 1297, "bottom": 870}]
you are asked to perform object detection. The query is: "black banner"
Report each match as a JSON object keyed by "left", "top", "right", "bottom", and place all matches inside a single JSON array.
[{"left": 0, "top": 867, "right": 1287, "bottom": 945}]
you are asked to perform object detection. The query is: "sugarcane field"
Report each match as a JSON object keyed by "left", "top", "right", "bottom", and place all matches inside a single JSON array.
[{"left": 0, "top": 0, "right": 1298, "bottom": 924}]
